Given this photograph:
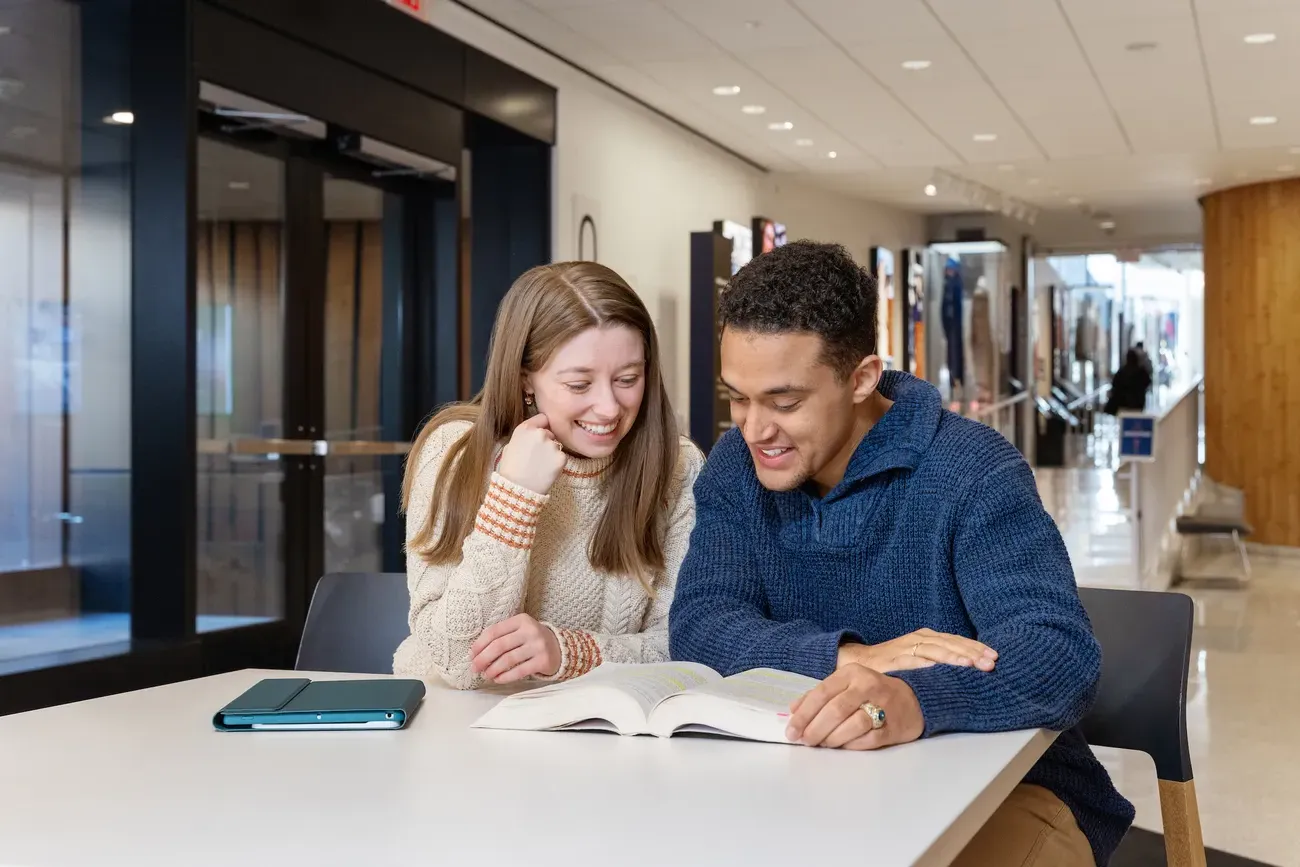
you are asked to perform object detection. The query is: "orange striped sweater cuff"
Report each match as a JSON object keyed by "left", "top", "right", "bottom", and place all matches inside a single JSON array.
[
  {"left": 543, "top": 626, "right": 601, "bottom": 681},
  {"left": 474, "top": 473, "right": 548, "bottom": 550}
]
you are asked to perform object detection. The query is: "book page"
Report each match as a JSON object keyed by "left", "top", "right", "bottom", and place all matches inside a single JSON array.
[
  {"left": 681, "top": 668, "right": 819, "bottom": 713},
  {"left": 600, "top": 663, "right": 721, "bottom": 716},
  {"left": 470, "top": 663, "right": 721, "bottom": 735}
]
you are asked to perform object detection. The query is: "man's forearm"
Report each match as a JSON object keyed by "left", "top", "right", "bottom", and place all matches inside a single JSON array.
[{"left": 893, "top": 646, "right": 1097, "bottom": 735}]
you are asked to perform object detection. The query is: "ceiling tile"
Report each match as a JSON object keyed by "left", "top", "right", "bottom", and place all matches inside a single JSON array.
[
  {"left": 457, "top": 0, "right": 1300, "bottom": 228},
  {"left": 464, "top": 0, "right": 622, "bottom": 68},
  {"left": 926, "top": 0, "right": 1129, "bottom": 160},
  {"left": 795, "top": 0, "right": 1044, "bottom": 163},
  {"left": 1194, "top": 0, "right": 1300, "bottom": 149},
  {"left": 1058, "top": 0, "right": 1219, "bottom": 154},
  {"left": 590, "top": 63, "right": 799, "bottom": 169},
  {"left": 524, "top": 0, "right": 650, "bottom": 8},
  {"left": 544, "top": 2, "right": 719, "bottom": 63},
  {"left": 732, "top": 47, "right": 957, "bottom": 167},
  {"left": 634, "top": 57, "right": 881, "bottom": 170},
  {"left": 658, "top": 0, "right": 827, "bottom": 52}
]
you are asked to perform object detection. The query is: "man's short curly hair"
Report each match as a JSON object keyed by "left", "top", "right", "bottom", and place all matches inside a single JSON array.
[{"left": 718, "top": 239, "right": 878, "bottom": 379}]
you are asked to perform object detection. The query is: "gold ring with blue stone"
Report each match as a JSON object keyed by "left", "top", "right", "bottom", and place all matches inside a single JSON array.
[{"left": 861, "top": 702, "right": 886, "bottom": 729}]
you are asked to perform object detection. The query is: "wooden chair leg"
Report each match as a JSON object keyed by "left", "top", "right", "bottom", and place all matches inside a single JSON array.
[{"left": 1158, "top": 779, "right": 1208, "bottom": 867}]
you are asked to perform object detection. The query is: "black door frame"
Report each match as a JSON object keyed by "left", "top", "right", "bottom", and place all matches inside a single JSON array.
[
  {"left": 0, "top": 0, "right": 552, "bottom": 715},
  {"left": 192, "top": 108, "right": 457, "bottom": 672}
]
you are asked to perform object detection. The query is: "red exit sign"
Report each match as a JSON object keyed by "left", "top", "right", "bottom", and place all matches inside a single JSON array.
[{"left": 395, "top": 0, "right": 422, "bottom": 12}]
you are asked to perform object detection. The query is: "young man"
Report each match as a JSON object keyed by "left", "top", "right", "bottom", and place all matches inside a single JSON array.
[{"left": 669, "top": 241, "right": 1134, "bottom": 866}]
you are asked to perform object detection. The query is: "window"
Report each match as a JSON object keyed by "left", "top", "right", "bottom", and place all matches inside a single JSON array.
[{"left": 0, "top": 0, "right": 132, "bottom": 670}]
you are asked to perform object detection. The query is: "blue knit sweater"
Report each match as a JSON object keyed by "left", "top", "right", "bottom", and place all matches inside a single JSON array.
[{"left": 669, "top": 371, "right": 1135, "bottom": 865}]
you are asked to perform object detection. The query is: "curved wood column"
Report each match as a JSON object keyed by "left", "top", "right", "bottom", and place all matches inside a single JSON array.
[{"left": 1202, "top": 179, "right": 1300, "bottom": 547}]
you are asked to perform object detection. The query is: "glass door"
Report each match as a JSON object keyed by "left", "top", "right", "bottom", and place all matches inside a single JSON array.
[
  {"left": 321, "top": 175, "right": 411, "bottom": 575},
  {"left": 195, "top": 135, "right": 288, "bottom": 633},
  {"left": 193, "top": 85, "right": 455, "bottom": 665}
]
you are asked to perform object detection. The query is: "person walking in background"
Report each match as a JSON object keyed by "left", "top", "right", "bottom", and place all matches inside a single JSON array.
[
  {"left": 1105, "top": 348, "right": 1152, "bottom": 414},
  {"left": 1134, "top": 341, "right": 1155, "bottom": 390},
  {"left": 394, "top": 262, "right": 703, "bottom": 689}
]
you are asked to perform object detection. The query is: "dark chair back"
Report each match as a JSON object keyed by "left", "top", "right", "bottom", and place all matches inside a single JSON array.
[
  {"left": 1077, "top": 586, "right": 1195, "bottom": 783},
  {"left": 295, "top": 572, "right": 411, "bottom": 674}
]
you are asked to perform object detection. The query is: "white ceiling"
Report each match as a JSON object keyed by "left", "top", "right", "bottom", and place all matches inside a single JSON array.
[{"left": 455, "top": 0, "right": 1300, "bottom": 235}]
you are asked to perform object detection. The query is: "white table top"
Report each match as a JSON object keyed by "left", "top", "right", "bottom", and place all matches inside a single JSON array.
[{"left": 0, "top": 669, "right": 1055, "bottom": 867}]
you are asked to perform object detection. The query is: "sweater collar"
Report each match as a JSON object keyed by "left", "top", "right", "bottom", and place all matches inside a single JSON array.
[
  {"left": 561, "top": 452, "right": 613, "bottom": 487},
  {"left": 826, "top": 371, "right": 941, "bottom": 496},
  {"left": 492, "top": 446, "right": 612, "bottom": 488}
]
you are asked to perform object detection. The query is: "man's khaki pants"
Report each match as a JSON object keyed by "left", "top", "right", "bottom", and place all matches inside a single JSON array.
[{"left": 951, "top": 784, "right": 1094, "bottom": 867}]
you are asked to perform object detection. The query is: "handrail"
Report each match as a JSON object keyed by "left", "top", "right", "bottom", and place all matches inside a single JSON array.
[
  {"left": 1066, "top": 383, "right": 1110, "bottom": 411},
  {"left": 969, "top": 390, "right": 1030, "bottom": 419},
  {"left": 196, "top": 438, "right": 411, "bottom": 457}
]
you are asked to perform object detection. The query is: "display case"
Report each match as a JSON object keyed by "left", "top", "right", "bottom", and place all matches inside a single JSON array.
[{"left": 922, "top": 240, "right": 1011, "bottom": 412}]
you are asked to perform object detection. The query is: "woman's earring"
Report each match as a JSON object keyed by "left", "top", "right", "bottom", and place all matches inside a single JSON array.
[{"left": 523, "top": 393, "right": 535, "bottom": 407}]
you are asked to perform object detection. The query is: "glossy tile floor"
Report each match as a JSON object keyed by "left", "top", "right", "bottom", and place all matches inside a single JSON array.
[{"left": 1038, "top": 465, "right": 1300, "bottom": 867}]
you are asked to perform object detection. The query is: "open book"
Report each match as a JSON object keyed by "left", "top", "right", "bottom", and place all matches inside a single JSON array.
[{"left": 470, "top": 662, "right": 820, "bottom": 744}]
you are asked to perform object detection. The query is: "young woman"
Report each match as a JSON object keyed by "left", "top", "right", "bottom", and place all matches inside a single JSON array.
[{"left": 393, "top": 261, "right": 704, "bottom": 689}]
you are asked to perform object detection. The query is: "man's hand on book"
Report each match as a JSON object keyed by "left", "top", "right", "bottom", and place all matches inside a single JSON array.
[
  {"left": 784, "top": 663, "right": 923, "bottom": 750},
  {"left": 838, "top": 629, "right": 997, "bottom": 674},
  {"left": 469, "top": 614, "right": 562, "bottom": 683}
]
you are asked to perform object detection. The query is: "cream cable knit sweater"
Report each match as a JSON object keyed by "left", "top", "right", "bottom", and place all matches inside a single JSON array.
[{"left": 392, "top": 420, "right": 705, "bottom": 689}]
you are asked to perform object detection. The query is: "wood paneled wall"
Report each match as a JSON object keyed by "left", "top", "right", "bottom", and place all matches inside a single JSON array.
[
  {"left": 324, "top": 221, "right": 384, "bottom": 440},
  {"left": 194, "top": 219, "right": 384, "bottom": 617},
  {"left": 1202, "top": 180, "right": 1300, "bottom": 547}
]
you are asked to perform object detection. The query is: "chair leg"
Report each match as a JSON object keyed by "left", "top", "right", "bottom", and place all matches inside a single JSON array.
[
  {"left": 1232, "top": 529, "right": 1251, "bottom": 579},
  {"left": 1158, "top": 779, "right": 1208, "bottom": 867}
]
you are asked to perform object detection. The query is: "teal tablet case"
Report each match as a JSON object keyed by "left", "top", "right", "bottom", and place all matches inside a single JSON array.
[{"left": 213, "top": 678, "right": 426, "bottom": 731}]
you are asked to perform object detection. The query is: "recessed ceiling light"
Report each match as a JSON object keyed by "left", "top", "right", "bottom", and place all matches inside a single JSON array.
[
  {"left": 973, "top": 133, "right": 998, "bottom": 142},
  {"left": 826, "top": 151, "right": 838, "bottom": 159},
  {"left": 228, "top": 181, "right": 251, "bottom": 190},
  {"left": 712, "top": 85, "right": 741, "bottom": 96},
  {"left": 767, "top": 121, "right": 793, "bottom": 131},
  {"left": 105, "top": 111, "right": 134, "bottom": 125},
  {"left": 1098, "top": 219, "right": 1117, "bottom": 230},
  {"left": 794, "top": 138, "right": 814, "bottom": 146},
  {"left": 901, "top": 60, "right": 932, "bottom": 70},
  {"left": 1067, "top": 196, "right": 1082, "bottom": 205},
  {"left": 741, "top": 104, "right": 766, "bottom": 115},
  {"left": 1250, "top": 115, "right": 1278, "bottom": 125},
  {"left": 1277, "top": 165, "right": 1296, "bottom": 173},
  {"left": 1126, "top": 41, "right": 1158, "bottom": 52},
  {"left": 924, "top": 184, "right": 937, "bottom": 197},
  {"left": 1244, "top": 33, "right": 1277, "bottom": 45}
]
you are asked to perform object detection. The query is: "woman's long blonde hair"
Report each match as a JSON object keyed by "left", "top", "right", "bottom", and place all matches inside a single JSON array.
[{"left": 401, "top": 261, "right": 680, "bottom": 591}]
